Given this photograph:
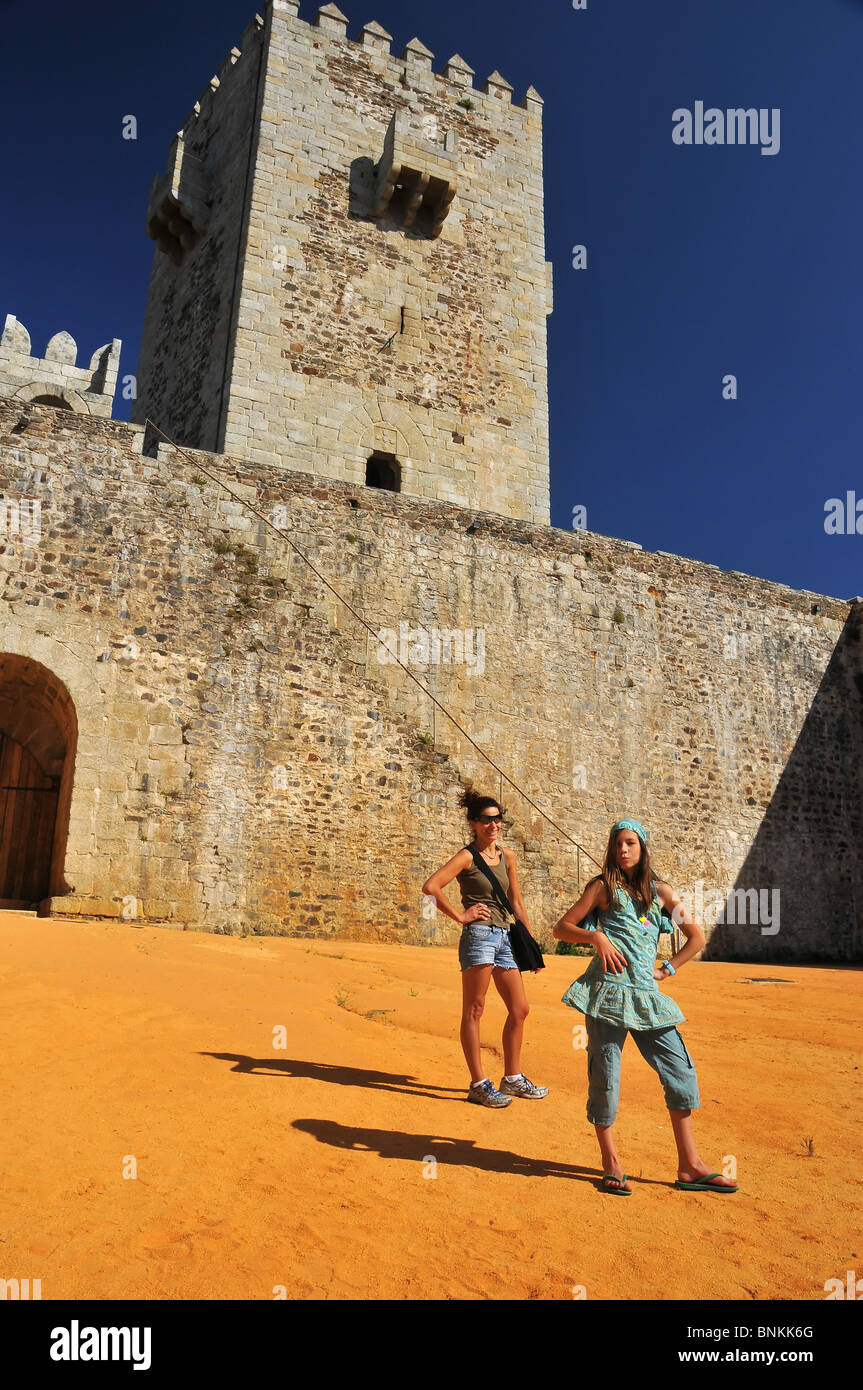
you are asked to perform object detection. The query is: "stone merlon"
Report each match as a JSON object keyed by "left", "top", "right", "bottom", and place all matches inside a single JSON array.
[{"left": 0, "top": 314, "right": 121, "bottom": 417}]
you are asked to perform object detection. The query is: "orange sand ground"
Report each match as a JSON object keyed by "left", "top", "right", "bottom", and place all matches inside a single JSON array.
[{"left": 1, "top": 912, "right": 860, "bottom": 1301}]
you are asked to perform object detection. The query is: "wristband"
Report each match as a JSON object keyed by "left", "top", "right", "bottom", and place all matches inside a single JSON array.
[{"left": 663, "top": 961, "right": 676, "bottom": 976}]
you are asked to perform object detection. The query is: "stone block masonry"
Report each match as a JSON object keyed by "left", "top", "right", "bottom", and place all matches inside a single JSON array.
[
  {"left": 1, "top": 399, "right": 860, "bottom": 961},
  {"left": 2, "top": 2, "right": 860, "bottom": 962},
  {"left": 0, "top": 315, "right": 121, "bottom": 418},
  {"left": 132, "top": 11, "right": 268, "bottom": 459},
  {"left": 132, "top": 0, "right": 552, "bottom": 525}
]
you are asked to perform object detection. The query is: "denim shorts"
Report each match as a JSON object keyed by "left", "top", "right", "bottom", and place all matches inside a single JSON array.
[{"left": 458, "top": 923, "right": 519, "bottom": 972}]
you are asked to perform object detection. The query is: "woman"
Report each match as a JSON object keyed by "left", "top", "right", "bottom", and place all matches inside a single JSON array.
[
  {"left": 422, "top": 790, "right": 548, "bottom": 1108},
  {"left": 554, "top": 818, "right": 738, "bottom": 1195}
]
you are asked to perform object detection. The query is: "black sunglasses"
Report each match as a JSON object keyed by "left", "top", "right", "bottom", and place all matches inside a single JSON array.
[{"left": 476, "top": 814, "right": 502, "bottom": 824}]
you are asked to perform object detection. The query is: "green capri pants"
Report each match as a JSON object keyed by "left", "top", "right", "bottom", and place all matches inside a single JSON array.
[{"left": 586, "top": 1014, "right": 700, "bottom": 1126}]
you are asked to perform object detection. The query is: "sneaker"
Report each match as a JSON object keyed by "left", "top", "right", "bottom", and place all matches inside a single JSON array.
[
  {"left": 499, "top": 1073, "right": 549, "bottom": 1099},
  {"left": 466, "top": 1079, "right": 512, "bottom": 1108}
]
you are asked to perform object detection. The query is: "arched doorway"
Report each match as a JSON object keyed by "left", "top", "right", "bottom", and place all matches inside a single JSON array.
[
  {"left": 0, "top": 655, "right": 77, "bottom": 905},
  {"left": 29, "top": 394, "right": 73, "bottom": 410}
]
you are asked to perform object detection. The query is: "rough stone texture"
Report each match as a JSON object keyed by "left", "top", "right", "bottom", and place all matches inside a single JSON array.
[
  {"left": 132, "top": 12, "right": 268, "bottom": 455},
  {"left": 131, "top": 0, "right": 552, "bottom": 525},
  {"left": 0, "top": 315, "right": 121, "bottom": 417},
  {"left": 1, "top": 399, "right": 860, "bottom": 961},
  {"left": 1, "top": 3, "right": 861, "bottom": 962}
]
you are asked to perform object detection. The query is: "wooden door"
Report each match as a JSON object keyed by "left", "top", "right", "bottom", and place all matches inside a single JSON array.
[{"left": 0, "top": 733, "right": 59, "bottom": 902}]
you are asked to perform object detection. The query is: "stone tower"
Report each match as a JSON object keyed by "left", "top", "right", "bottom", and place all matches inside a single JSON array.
[{"left": 132, "top": 0, "right": 552, "bottom": 524}]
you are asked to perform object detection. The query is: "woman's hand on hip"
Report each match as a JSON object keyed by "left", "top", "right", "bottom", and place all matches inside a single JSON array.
[
  {"left": 461, "top": 903, "right": 492, "bottom": 925},
  {"left": 595, "top": 932, "right": 627, "bottom": 974}
]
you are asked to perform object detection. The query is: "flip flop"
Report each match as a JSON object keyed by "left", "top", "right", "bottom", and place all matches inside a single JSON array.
[
  {"left": 600, "top": 1173, "right": 632, "bottom": 1195},
  {"left": 674, "top": 1172, "right": 738, "bottom": 1192}
]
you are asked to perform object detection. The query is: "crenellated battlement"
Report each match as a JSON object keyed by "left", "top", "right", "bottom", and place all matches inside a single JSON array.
[
  {"left": 172, "top": 2, "right": 541, "bottom": 145},
  {"left": 0, "top": 315, "right": 121, "bottom": 418},
  {"left": 176, "top": 12, "right": 266, "bottom": 138},
  {"left": 281, "top": 0, "right": 544, "bottom": 121}
]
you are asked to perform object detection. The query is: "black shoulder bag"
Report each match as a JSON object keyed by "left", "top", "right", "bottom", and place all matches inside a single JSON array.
[{"left": 467, "top": 846, "right": 545, "bottom": 973}]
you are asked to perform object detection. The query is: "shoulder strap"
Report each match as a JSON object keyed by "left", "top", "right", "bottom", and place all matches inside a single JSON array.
[{"left": 467, "top": 845, "right": 515, "bottom": 919}]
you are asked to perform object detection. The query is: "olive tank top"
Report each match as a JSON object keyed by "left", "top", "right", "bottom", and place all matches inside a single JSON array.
[{"left": 456, "top": 845, "right": 512, "bottom": 930}]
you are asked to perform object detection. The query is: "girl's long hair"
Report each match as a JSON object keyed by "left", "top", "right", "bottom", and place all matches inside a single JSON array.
[{"left": 588, "top": 826, "right": 659, "bottom": 911}]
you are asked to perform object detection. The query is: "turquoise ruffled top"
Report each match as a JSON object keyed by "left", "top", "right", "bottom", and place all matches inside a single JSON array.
[{"left": 562, "top": 883, "right": 684, "bottom": 1030}]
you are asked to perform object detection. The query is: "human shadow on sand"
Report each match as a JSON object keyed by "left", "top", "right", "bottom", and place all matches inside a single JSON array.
[
  {"left": 291, "top": 1118, "right": 649, "bottom": 1186},
  {"left": 201, "top": 1053, "right": 464, "bottom": 1099}
]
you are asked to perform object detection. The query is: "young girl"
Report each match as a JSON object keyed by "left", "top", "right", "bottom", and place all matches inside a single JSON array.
[
  {"left": 554, "top": 818, "right": 738, "bottom": 1195},
  {"left": 422, "top": 791, "right": 548, "bottom": 1108}
]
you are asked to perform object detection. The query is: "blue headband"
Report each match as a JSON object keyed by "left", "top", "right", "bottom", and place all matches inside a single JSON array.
[{"left": 612, "top": 818, "right": 648, "bottom": 844}]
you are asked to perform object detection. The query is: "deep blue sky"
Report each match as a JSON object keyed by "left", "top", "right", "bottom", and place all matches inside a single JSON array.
[{"left": 3, "top": 0, "right": 861, "bottom": 600}]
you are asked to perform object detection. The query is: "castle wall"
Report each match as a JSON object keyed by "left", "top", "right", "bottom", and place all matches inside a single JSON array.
[{"left": 2, "top": 400, "right": 860, "bottom": 961}]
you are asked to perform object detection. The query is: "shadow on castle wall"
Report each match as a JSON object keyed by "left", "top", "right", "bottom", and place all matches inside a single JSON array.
[{"left": 705, "top": 604, "right": 863, "bottom": 963}]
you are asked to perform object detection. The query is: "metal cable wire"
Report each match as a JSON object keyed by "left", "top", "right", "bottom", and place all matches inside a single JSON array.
[{"left": 144, "top": 418, "right": 602, "bottom": 873}]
